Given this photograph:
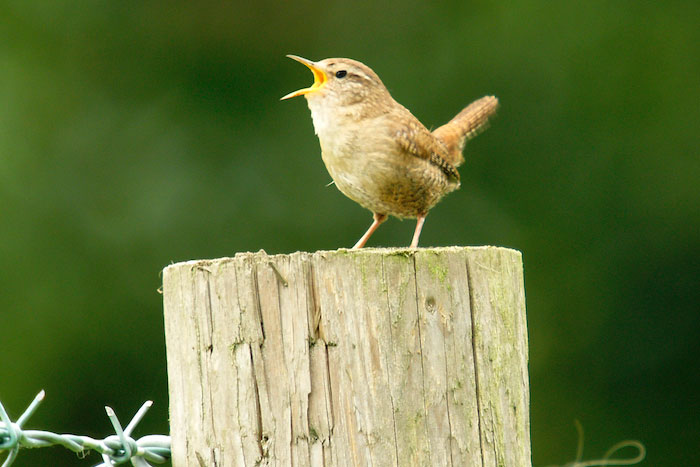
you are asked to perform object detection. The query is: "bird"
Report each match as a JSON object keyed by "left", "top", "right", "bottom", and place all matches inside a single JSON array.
[{"left": 281, "top": 55, "right": 498, "bottom": 248}]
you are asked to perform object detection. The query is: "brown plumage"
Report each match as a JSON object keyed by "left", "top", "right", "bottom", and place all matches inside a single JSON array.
[
  {"left": 282, "top": 55, "right": 499, "bottom": 248},
  {"left": 433, "top": 95, "right": 500, "bottom": 166}
]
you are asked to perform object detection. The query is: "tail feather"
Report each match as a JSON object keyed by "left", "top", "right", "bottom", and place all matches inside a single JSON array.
[{"left": 432, "top": 95, "right": 499, "bottom": 166}]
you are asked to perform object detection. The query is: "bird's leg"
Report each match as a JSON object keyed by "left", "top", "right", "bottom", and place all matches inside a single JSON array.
[
  {"left": 410, "top": 215, "right": 427, "bottom": 248},
  {"left": 353, "top": 213, "right": 387, "bottom": 249}
]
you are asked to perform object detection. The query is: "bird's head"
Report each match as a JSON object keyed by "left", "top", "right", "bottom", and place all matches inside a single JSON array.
[{"left": 281, "top": 55, "right": 389, "bottom": 108}]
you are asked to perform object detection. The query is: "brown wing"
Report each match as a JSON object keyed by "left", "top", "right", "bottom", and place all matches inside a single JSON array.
[
  {"left": 432, "top": 95, "right": 499, "bottom": 167},
  {"left": 395, "top": 115, "right": 460, "bottom": 183}
]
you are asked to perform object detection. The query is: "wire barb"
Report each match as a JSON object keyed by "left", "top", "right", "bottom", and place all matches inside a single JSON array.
[{"left": 0, "top": 391, "right": 170, "bottom": 467}]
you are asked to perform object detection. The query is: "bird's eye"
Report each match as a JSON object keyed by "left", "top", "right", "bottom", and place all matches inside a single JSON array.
[{"left": 335, "top": 70, "right": 347, "bottom": 78}]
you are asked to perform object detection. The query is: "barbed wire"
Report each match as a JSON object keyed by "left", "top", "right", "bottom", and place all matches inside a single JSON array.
[{"left": 0, "top": 390, "right": 170, "bottom": 467}]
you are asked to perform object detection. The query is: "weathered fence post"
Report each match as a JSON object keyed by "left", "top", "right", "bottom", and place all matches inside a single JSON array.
[{"left": 162, "top": 246, "right": 530, "bottom": 466}]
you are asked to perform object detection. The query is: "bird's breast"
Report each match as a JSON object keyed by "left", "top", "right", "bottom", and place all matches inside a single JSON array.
[{"left": 305, "top": 100, "right": 455, "bottom": 218}]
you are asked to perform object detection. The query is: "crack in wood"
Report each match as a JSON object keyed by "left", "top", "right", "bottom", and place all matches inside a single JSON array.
[
  {"left": 439, "top": 261, "right": 455, "bottom": 466},
  {"left": 251, "top": 260, "right": 265, "bottom": 342},
  {"left": 465, "top": 257, "right": 486, "bottom": 467},
  {"left": 411, "top": 253, "right": 432, "bottom": 466},
  {"left": 380, "top": 256, "right": 400, "bottom": 465},
  {"left": 249, "top": 344, "right": 265, "bottom": 461}
]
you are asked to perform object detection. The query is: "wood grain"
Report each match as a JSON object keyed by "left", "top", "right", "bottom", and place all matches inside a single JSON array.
[{"left": 163, "top": 246, "right": 530, "bottom": 466}]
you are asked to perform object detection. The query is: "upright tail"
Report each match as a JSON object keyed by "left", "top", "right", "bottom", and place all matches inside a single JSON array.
[{"left": 432, "top": 95, "right": 499, "bottom": 167}]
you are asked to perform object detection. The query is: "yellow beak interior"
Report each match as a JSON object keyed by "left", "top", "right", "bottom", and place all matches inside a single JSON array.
[{"left": 281, "top": 55, "right": 327, "bottom": 100}]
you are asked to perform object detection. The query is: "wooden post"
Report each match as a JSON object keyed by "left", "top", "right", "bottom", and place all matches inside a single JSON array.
[{"left": 162, "top": 246, "right": 530, "bottom": 467}]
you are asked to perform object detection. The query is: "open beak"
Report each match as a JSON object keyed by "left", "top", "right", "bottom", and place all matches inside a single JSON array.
[{"left": 281, "top": 55, "right": 327, "bottom": 100}]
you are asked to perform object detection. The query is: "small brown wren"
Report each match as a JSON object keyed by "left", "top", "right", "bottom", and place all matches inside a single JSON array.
[{"left": 282, "top": 55, "right": 498, "bottom": 248}]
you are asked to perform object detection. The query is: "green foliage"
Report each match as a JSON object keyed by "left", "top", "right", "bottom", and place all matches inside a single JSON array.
[{"left": 1, "top": 1, "right": 698, "bottom": 465}]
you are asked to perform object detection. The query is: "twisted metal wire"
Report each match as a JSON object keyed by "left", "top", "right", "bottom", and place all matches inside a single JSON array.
[{"left": 0, "top": 390, "right": 170, "bottom": 466}]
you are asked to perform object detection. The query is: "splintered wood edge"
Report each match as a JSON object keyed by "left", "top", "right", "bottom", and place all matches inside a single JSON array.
[{"left": 162, "top": 246, "right": 522, "bottom": 272}]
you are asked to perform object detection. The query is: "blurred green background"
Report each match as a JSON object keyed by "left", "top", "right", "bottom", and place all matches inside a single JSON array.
[{"left": 1, "top": 1, "right": 698, "bottom": 465}]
